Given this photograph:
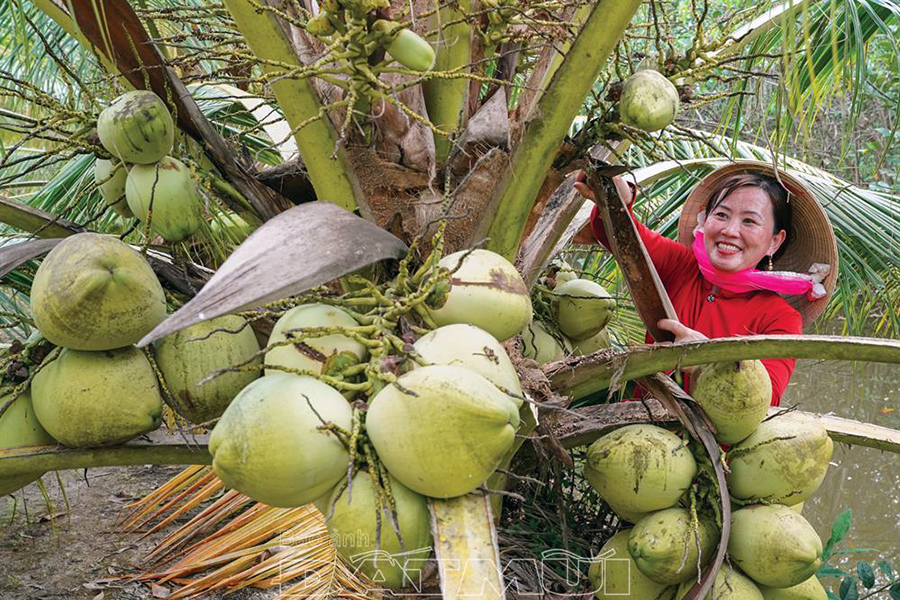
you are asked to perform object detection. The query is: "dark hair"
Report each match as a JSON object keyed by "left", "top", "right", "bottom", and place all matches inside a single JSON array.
[{"left": 704, "top": 172, "right": 792, "bottom": 267}]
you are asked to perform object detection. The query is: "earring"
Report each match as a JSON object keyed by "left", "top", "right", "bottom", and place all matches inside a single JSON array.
[{"left": 767, "top": 255, "right": 774, "bottom": 271}]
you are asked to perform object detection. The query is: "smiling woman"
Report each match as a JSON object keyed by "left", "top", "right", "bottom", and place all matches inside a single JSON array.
[
  {"left": 576, "top": 161, "right": 839, "bottom": 406},
  {"left": 701, "top": 177, "right": 788, "bottom": 273}
]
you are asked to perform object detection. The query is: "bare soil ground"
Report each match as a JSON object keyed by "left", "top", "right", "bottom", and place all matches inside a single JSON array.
[{"left": 0, "top": 465, "right": 276, "bottom": 600}]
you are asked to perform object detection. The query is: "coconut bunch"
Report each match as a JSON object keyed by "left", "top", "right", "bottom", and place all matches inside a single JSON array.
[
  {"left": 583, "top": 405, "right": 834, "bottom": 599},
  {"left": 0, "top": 232, "right": 264, "bottom": 498},
  {"left": 519, "top": 259, "right": 616, "bottom": 364},
  {"left": 205, "top": 245, "right": 533, "bottom": 589},
  {"left": 93, "top": 91, "right": 202, "bottom": 242}
]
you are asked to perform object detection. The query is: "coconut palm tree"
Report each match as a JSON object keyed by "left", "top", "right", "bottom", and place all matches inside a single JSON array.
[{"left": 0, "top": 0, "right": 898, "bottom": 597}]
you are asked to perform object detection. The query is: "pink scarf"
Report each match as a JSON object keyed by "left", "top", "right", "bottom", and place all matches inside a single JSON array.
[{"left": 692, "top": 230, "right": 828, "bottom": 301}]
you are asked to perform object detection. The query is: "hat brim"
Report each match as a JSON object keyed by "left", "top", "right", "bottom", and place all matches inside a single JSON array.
[{"left": 676, "top": 161, "right": 838, "bottom": 326}]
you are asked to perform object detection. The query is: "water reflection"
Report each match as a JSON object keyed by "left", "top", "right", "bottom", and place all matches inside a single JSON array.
[{"left": 783, "top": 359, "right": 900, "bottom": 570}]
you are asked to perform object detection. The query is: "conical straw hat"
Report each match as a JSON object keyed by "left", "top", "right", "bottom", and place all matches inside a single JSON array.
[{"left": 676, "top": 161, "right": 838, "bottom": 325}]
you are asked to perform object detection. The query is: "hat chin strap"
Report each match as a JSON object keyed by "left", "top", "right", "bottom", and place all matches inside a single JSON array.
[{"left": 692, "top": 230, "right": 828, "bottom": 301}]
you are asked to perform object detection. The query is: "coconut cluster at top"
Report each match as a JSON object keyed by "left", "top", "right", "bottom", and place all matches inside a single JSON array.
[{"left": 94, "top": 91, "right": 202, "bottom": 242}]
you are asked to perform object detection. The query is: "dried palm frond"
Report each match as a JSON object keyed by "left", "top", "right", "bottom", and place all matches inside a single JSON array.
[{"left": 119, "top": 466, "right": 375, "bottom": 599}]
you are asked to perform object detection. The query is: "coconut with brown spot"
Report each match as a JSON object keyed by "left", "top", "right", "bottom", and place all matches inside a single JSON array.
[
  {"left": 97, "top": 90, "right": 174, "bottom": 164},
  {"left": 154, "top": 315, "right": 262, "bottom": 424},
  {"left": 427, "top": 249, "right": 532, "bottom": 342}
]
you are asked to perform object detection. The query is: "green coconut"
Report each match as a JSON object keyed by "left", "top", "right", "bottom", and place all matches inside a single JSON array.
[
  {"left": 520, "top": 321, "right": 568, "bottom": 365},
  {"left": 154, "top": 315, "right": 262, "bottom": 424},
  {"left": 210, "top": 212, "right": 256, "bottom": 243},
  {"left": 628, "top": 508, "right": 719, "bottom": 585},
  {"left": 30, "top": 233, "right": 166, "bottom": 351},
  {"left": 413, "top": 323, "right": 522, "bottom": 401},
  {"left": 572, "top": 328, "right": 612, "bottom": 356},
  {"left": 692, "top": 360, "right": 771, "bottom": 444},
  {"left": 552, "top": 278, "right": 616, "bottom": 341},
  {"left": 387, "top": 28, "right": 435, "bottom": 72},
  {"left": 97, "top": 90, "right": 174, "bottom": 164},
  {"left": 264, "top": 303, "right": 367, "bottom": 377},
  {"left": 209, "top": 374, "right": 352, "bottom": 507},
  {"left": 729, "top": 504, "right": 823, "bottom": 589},
  {"left": 585, "top": 425, "right": 697, "bottom": 516},
  {"left": 428, "top": 249, "right": 532, "bottom": 342},
  {"left": 759, "top": 576, "right": 827, "bottom": 600},
  {"left": 94, "top": 159, "right": 134, "bottom": 218},
  {"left": 727, "top": 413, "right": 833, "bottom": 506},
  {"left": 326, "top": 471, "right": 432, "bottom": 589},
  {"left": 31, "top": 347, "right": 163, "bottom": 447},
  {"left": 0, "top": 390, "right": 56, "bottom": 496},
  {"left": 676, "top": 564, "right": 763, "bottom": 600},
  {"left": 366, "top": 365, "right": 520, "bottom": 498},
  {"left": 126, "top": 156, "right": 202, "bottom": 242},
  {"left": 588, "top": 529, "right": 675, "bottom": 600},
  {"left": 619, "top": 70, "right": 680, "bottom": 132}
]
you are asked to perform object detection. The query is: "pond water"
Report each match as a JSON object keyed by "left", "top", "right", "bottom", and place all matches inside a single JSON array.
[{"left": 783, "top": 358, "right": 900, "bottom": 587}]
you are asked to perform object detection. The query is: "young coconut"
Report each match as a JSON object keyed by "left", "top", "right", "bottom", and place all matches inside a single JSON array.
[
  {"left": 94, "top": 159, "right": 133, "bottom": 218},
  {"left": 552, "top": 278, "right": 616, "bottom": 341},
  {"left": 97, "top": 90, "right": 174, "bottom": 164},
  {"left": 374, "top": 20, "right": 436, "bottom": 72},
  {"left": 587, "top": 529, "right": 675, "bottom": 600},
  {"left": 571, "top": 328, "right": 612, "bottom": 356},
  {"left": 326, "top": 471, "right": 433, "bottom": 590},
  {"left": 264, "top": 303, "right": 367, "bottom": 378},
  {"left": 31, "top": 347, "right": 163, "bottom": 447},
  {"left": 366, "top": 365, "right": 520, "bottom": 498},
  {"left": 209, "top": 374, "right": 352, "bottom": 508},
  {"left": 585, "top": 425, "right": 697, "bottom": 517},
  {"left": 758, "top": 576, "right": 827, "bottom": 600},
  {"left": 413, "top": 323, "right": 522, "bottom": 401},
  {"left": 676, "top": 564, "right": 763, "bottom": 600},
  {"left": 628, "top": 508, "right": 719, "bottom": 585},
  {"left": 154, "top": 315, "right": 262, "bottom": 424},
  {"left": 126, "top": 156, "right": 202, "bottom": 242},
  {"left": 520, "top": 321, "right": 568, "bottom": 365},
  {"left": 729, "top": 504, "right": 823, "bottom": 589},
  {"left": 691, "top": 359, "right": 771, "bottom": 444},
  {"left": 0, "top": 390, "right": 56, "bottom": 496},
  {"left": 618, "top": 69, "right": 680, "bottom": 132},
  {"left": 30, "top": 233, "right": 166, "bottom": 351},
  {"left": 427, "top": 249, "right": 532, "bottom": 342},
  {"left": 727, "top": 413, "right": 833, "bottom": 506}
]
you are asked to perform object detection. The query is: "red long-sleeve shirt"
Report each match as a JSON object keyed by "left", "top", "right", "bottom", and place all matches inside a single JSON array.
[{"left": 590, "top": 205, "right": 801, "bottom": 406}]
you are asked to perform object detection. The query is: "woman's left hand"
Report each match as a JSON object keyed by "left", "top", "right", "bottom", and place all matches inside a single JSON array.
[{"left": 658, "top": 319, "right": 708, "bottom": 344}]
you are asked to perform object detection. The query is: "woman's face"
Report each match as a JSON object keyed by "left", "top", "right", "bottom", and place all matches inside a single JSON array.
[{"left": 702, "top": 186, "right": 786, "bottom": 272}]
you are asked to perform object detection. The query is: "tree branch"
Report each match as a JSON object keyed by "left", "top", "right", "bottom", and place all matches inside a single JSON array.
[
  {"left": 547, "top": 335, "right": 900, "bottom": 400},
  {"left": 477, "top": 0, "right": 643, "bottom": 260}
]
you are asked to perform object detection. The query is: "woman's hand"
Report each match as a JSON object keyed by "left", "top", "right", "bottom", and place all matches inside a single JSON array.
[
  {"left": 573, "top": 170, "right": 636, "bottom": 207},
  {"left": 658, "top": 319, "right": 708, "bottom": 344}
]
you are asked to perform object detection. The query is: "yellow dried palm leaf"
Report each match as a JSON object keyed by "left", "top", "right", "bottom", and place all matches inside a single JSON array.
[{"left": 122, "top": 467, "right": 376, "bottom": 599}]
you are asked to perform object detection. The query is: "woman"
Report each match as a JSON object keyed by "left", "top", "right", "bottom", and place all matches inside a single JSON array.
[{"left": 574, "top": 161, "right": 838, "bottom": 406}]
